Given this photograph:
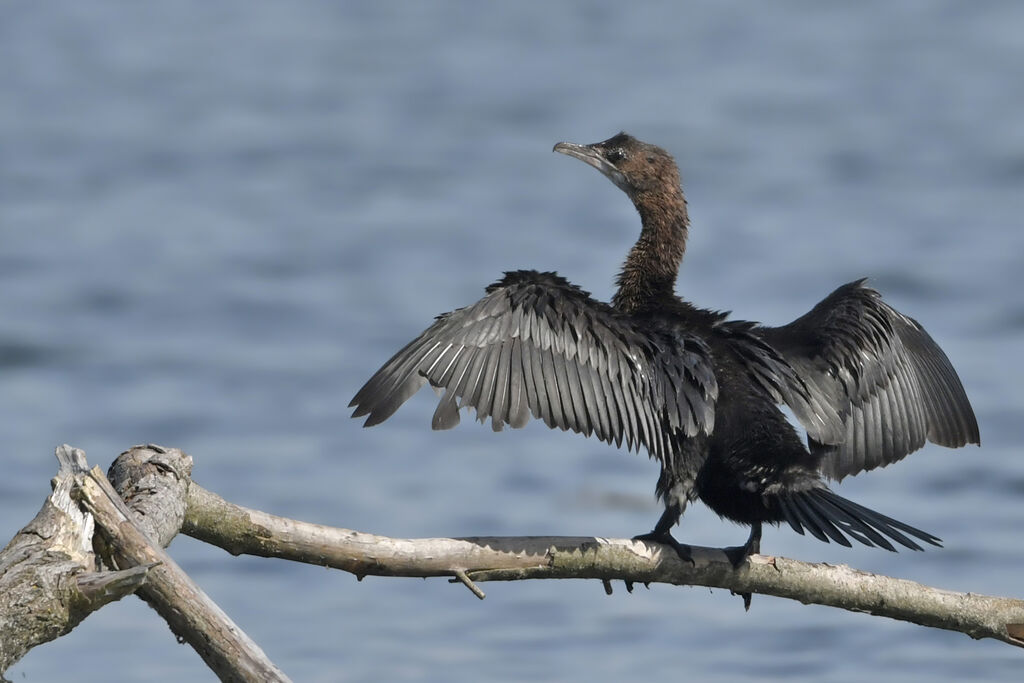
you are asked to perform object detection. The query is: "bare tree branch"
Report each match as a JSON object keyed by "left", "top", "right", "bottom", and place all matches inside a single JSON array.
[
  {"left": 0, "top": 446, "right": 152, "bottom": 673},
  {"left": 179, "top": 464, "right": 1024, "bottom": 650},
  {"left": 83, "top": 445, "right": 291, "bottom": 683},
  {"left": 4, "top": 442, "right": 1023, "bottom": 683},
  {"left": 0, "top": 445, "right": 291, "bottom": 682}
]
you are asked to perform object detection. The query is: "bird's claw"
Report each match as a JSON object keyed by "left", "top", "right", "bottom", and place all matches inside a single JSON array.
[{"left": 632, "top": 530, "right": 695, "bottom": 566}]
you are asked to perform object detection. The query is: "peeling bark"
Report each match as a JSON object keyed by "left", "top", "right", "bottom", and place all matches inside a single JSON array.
[{"left": 0, "top": 446, "right": 151, "bottom": 672}]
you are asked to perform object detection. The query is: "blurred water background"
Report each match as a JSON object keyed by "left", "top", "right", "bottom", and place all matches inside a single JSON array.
[{"left": 2, "top": 2, "right": 1022, "bottom": 681}]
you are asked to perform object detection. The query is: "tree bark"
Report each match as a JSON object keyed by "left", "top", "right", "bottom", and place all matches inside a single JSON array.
[
  {"left": 0, "top": 446, "right": 152, "bottom": 673},
  {"left": 0, "top": 445, "right": 290, "bottom": 683},
  {"left": 84, "top": 445, "right": 291, "bottom": 683},
  {"left": 3, "top": 443, "right": 1023, "bottom": 683},
  {"left": 181, "top": 479, "right": 1024, "bottom": 649}
]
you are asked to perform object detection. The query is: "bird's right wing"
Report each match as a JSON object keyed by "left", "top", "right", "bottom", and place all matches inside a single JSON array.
[{"left": 350, "top": 270, "right": 718, "bottom": 463}]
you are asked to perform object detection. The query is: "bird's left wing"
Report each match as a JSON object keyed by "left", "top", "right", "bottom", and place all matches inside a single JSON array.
[
  {"left": 350, "top": 270, "right": 718, "bottom": 464},
  {"left": 758, "top": 280, "right": 979, "bottom": 481}
]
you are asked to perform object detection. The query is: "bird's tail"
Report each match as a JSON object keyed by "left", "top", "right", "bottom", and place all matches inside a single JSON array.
[{"left": 777, "top": 487, "right": 942, "bottom": 551}]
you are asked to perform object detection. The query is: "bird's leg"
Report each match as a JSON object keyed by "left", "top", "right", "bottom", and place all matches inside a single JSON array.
[
  {"left": 725, "top": 522, "right": 762, "bottom": 611},
  {"left": 746, "top": 521, "right": 762, "bottom": 556},
  {"left": 725, "top": 522, "right": 762, "bottom": 568},
  {"left": 632, "top": 501, "right": 694, "bottom": 565}
]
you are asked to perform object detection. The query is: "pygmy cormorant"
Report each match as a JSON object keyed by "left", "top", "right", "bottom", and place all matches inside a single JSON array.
[{"left": 350, "top": 133, "right": 980, "bottom": 566}]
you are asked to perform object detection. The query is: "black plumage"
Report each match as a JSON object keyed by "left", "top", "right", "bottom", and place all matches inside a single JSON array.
[{"left": 350, "top": 133, "right": 979, "bottom": 565}]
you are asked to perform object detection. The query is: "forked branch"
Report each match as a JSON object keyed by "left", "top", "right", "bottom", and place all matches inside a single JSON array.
[{"left": 2, "top": 444, "right": 1022, "bottom": 683}]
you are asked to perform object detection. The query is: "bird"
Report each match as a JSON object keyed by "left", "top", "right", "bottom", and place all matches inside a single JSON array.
[{"left": 350, "top": 132, "right": 980, "bottom": 569}]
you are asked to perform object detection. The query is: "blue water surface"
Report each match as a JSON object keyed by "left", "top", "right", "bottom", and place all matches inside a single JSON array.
[{"left": 2, "top": 2, "right": 1022, "bottom": 681}]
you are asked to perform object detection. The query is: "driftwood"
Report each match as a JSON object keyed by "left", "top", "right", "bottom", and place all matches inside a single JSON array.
[
  {"left": 183, "top": 480, "right": 1024, "bottom": 647},
  {"left": 83, "top": 446, "right": 289, "bottom": 683},
  {"left": 0, "top": 446, "right": 289, "bottom": 683},
  {"left": 0, "top": 447, "right": 152, "bottom": 673},
  {"left": 2, "top": 444, "right": 1023, "bottom": 682}
]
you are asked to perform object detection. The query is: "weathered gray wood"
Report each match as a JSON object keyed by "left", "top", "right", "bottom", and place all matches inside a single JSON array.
[
  {"left": 90, "top": 445, "right": 291, "bottom": 683},
  {"left": 182, "top": 481, "right": 1024, "bottom": 649},
  {"left": 5, "top": 441, "right": 1024, "bottom": 681},
  {"left": 1, "top": 445, "right": 291, "bottom": 682},
  {"left": 107, "top": 444, "right": 192, "bottom": 549},
  {"left": 0, "top": 446, "right": 154, "bottom": 673}
]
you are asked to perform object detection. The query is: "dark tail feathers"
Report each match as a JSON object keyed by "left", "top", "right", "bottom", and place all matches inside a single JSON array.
[{"left": 777, "top": 488, "right": 942, "bottom": 552}]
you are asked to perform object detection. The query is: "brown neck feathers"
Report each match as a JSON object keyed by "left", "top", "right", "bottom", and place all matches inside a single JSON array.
[{"left": 612, "top": 186, "right": 689, "bottom": 313}]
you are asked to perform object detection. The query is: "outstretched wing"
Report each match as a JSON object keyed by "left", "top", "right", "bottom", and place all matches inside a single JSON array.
[
  {"left": 350, "top": 270, "right": 718, "bottom": 463},
  {"left": 759, "top": 280, "right": 979, "bottom": 481}
]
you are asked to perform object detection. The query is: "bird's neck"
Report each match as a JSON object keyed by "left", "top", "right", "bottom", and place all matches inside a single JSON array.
[{"left": 612, "top": 188, "right": 689, "bottom": 313}]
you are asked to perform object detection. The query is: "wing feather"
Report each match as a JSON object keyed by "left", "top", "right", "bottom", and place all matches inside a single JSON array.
[
  {"left": 351, "top": 270, "right": 717, "bottom": 462},
  {"left": 759, "top": 280, "right": 979, "bottom": 480}
]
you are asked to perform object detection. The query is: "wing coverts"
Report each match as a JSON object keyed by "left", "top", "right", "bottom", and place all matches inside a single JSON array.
[
  {"left": 351, "top": 270, "right": 719, "bottom": 464},
  {"left": 760, "top": 280, "right": 980, "bottom": 481}
]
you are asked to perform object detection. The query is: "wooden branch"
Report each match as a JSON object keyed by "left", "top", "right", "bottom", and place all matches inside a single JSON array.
[
  {"left": 87, "top": 445, "right": 291, "bottom": 683},
  {"left": 0, "top": 445, "right": 291, "bottom": 682},
  {"left": 180, "top": 475, "right": 1024, "bottom": 650},
  {"left": 4, "top": 442, "right": 1023, "bottom": 682},
  {"left": 0, "top": 446, "right": 154, "bottom": 672}
]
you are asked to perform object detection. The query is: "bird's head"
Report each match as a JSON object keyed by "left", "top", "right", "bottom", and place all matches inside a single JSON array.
[{"left": 553, "top": 132, "right": 681, "bottom": 199}]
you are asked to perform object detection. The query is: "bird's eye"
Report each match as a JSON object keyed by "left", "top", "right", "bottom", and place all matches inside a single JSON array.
[{"left": 606, "top": 148, "right": 625, "bottom": 163}]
